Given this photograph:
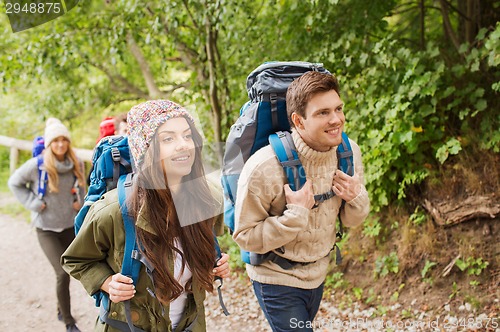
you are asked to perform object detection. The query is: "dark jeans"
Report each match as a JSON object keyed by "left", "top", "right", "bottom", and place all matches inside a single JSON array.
[
  {"left": 36, "top": 227, "right": 76, "bottom": 325},
  {"left": 252, "top": 280, "right": 324, "bottom": 332}
]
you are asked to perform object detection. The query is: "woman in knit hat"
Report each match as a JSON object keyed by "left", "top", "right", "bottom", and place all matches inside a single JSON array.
[
  {"left": 9, "top": 118, "right": 86, "bottom": 332},
  {"left": 62, "top": 100, "right": 230, "bottom": 332}
]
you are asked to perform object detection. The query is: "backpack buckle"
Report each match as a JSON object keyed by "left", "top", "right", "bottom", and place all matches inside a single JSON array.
[
  {"left": 314, "top": 189, "right": 336, "bottom": 204},
  {"left": 111, "top": 147, "right": 121, "bottom": 162}
]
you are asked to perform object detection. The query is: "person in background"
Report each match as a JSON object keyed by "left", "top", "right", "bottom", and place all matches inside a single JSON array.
[
  {"left": 96, "top": 117, "right": 116, "bottom": 143},
  {"left": 62, "top": 100, "right": 230, "bottom": 331},
  {"left": 233, "top": 71, "right": 370, "bottom": 332},
  {"left": 9, "top": 118, "right": 86, "bottom": 332},
  {"left": 114, "top": 113, "right": 128, "bottom": 136}
]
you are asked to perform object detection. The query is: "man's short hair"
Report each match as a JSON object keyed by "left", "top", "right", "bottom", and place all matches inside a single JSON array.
[{"left": 286, "top": 71, "right": 340, "bottom": 127}]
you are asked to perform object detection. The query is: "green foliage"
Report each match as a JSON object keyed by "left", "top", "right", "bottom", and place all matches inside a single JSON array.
[
  {"left": 469, "top": 280, "right": 480, "bottom": 288},
  {"left": 374, "top": 252, "right": 399, "bottom": 278},
  {"left": 365, "top": 288, "right": 378, "bottom": 305},
  {"left": 455, "top": 257, "right": 489, "bottom": 276},
  {"left": 449, "top": 281, "right": 460, "bottom": 299},
  {"left": 318, "top": 22, "right": 500, "bottom": 211},
  {"left": 409, "top": 207, "right": 427, "bottom": 226},
  {"left": 363, "top": 217, "right": 381, "bottom": 238},
  {"left": 217, "top": 231, "right": 246, "bottom": 272},
  {"left": 401, "top": 307, "right": 413, "bottom": 319},
  {"left": 421, "top": 260, "right": 437, "bottom": 285},
  {"left": 421, "top": 260, "right": 437, "bottom": 279},
  {"left": 436, "top": 138, "right": 462, "bottom": 164},
  {"left": 390, "top": 283, "right": 405, "bottom": 302},
  {"left": 352, "top": 287, "right": 363, "bottom": 301}
]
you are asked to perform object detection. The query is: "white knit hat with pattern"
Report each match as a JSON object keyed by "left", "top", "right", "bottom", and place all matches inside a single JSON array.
[{"left": 44, "top": 118, "right": 71, "bottom": 147}]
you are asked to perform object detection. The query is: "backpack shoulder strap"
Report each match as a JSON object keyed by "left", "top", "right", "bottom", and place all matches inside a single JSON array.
[
  {"left": 213, "top": 234, "right": 230, "bottom": 316},
  {"left": 37, "top": 154, "right": 48, "bottom": 199},
  {"left": 333, "top": 132, "right": 354, "bottom": 265},
  {"left": 117, "top": 173, "right": 143, "bottom": 332},
  {"left": 337, "top": 132, "right": 354, "bottom": 176},
  {"left": 269, "top": 131, "right": 306, "bottom": 191},
  {"left": 117, "top": 173, "right": 140, "bottom": 283}
]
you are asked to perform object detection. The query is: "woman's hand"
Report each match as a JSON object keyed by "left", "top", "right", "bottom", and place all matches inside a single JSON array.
[
  {"left": 101, "top": 273, "right": 136, "bottom": 303},
  {"left": 213, "top": 253, "right": 230, "bottom": 279}
]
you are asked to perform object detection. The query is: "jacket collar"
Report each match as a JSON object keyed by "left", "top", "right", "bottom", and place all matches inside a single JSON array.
[{"left": 135, "top": 201, "right": 158, "bottom": 235}]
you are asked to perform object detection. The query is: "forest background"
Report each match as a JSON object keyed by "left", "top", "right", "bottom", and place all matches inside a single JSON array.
[{"left": 1, "top": 0, "right": 498, "bottom": 322}]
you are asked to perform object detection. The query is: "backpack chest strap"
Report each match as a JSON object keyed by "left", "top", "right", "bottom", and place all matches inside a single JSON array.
[{"left": 313, "top": 189, "right": 335, "bottom": 204}]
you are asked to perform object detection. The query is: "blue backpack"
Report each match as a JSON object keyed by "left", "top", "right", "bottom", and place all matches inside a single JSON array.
[
  {"left": 32, "top": 136, "right": 48, "bottom": 199},
  {"left": 74, "top": 135, "right": 132, "bottom": 234},
  {"left": 32, "top": 135, "right": 79, "bottom": 200},
  {"left": 32, "top": 136, "right": 45, "bottom": 158},
  {"left": 221, "top": 61, "right": 353, "bottom": 268},
  {"left": 75, "top": 135, "right": 228, "bottom": 330}
]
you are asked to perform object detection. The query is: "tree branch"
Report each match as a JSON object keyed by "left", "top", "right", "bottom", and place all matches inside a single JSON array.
[
  {"left": 182, "top": 0, "right": 200, "bottom": 30},
  {"left": 160, "top": 82, "right": 191, "bottom": 94},
  {"left": 442, "top": 0, "right": 471, "bottom": 21},
  {"left": 438, "top": 0, "right": 461, "bottom": 52},
  {"left": 126, "top": 32, "right": 164, "bottom": 99},
  {"left": 88, "top": 61, "right": 149, "bottom": 99},
  {"left": 144, "top": 5, "right": 201, "bottom": 74}
]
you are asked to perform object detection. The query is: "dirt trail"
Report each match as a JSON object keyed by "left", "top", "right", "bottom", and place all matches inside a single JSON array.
[{"left": 0, "top": 212, "right": 97, "bottom": 331}]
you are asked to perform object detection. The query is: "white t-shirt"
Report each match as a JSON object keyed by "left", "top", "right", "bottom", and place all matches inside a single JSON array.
[{"left": 169, "top": 240, "right": 192, "bottom": 329}]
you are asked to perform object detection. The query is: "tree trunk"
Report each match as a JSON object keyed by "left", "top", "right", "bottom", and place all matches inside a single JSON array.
[
  {"left": 205, "top": 15, "right": 223, "bottom": 163},
  {"left": 419, "top": 0, "right": 425, "bottom": 50},
  {"left": 438, "top": 0, "right": 461, "bottom": 52},
  {"left": 127, "top": 32, "right": 165, "bottom": 99}
]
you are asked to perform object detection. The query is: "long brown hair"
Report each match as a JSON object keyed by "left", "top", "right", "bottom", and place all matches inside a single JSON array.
[
  {"left": 44, "top": 140, "right": 85, "bottom": 193},
  {"left": 129, "top": 116, "right": 217, "bottom": 304}
]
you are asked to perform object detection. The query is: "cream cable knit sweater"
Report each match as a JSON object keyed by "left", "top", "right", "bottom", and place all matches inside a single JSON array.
[{"left": 233, "top": 129, "right": 370, "bottom": 289}]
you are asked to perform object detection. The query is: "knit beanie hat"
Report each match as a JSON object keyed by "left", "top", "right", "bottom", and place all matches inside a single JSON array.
[
  {"left": 44, "top": 118, "right": 71, "bottom": 148},
  {"left": 127, "top": 100, "right": 195, "bottom": 168}
]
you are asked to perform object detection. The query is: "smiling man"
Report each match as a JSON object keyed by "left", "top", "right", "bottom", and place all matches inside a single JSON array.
[{"left": 233, "top": 71, "right": 370, "bottom": 332}]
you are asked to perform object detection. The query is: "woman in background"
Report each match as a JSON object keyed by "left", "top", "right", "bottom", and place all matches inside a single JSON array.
[{"left": 9, "top": 118, "right": 86, "bottom": 332}]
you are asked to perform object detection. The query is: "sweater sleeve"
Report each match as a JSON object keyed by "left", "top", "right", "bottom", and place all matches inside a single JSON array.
[
  {"left": 340, "top": 140, "right": 370, "bottom": 227},
  {"left": 233, "top": 151, "right": 310, "bottom": 254},
  {"left": 8, "top": 158, "right": 45, "bottom": 213}
]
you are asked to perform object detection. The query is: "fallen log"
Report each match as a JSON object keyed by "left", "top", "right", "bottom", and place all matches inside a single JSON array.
[{"left": 423, "top": 194, "right": 500, "bottom": 226}]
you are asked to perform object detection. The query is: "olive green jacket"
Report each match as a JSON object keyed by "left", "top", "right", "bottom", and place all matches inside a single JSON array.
[{"left": 62, "top": 188, "right": 224, "bottom": 332}]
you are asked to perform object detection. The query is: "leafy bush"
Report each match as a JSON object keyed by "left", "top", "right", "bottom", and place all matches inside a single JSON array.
[
  {"left": 217, "top": 231, "right": 247, "bottom": 272},
  {"left": 455, "top": 257, "right": 489, "bottom": 276},
  {"left": 319, "top": 24, "right": 500, "bottom": 212},
  {"left": 374, "top": 252, "right": 399, "bottom": 278}
]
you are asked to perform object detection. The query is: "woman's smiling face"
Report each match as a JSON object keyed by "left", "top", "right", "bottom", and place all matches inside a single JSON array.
[{"left": 157, "top": 117, "right": 196, "bottom": 183}]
